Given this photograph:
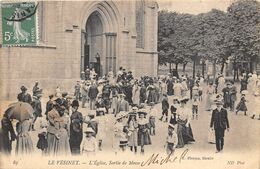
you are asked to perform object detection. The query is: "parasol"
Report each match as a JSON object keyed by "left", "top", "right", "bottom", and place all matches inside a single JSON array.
[{"left": 4, "top": 102, "right": 34, "bottom": 122}]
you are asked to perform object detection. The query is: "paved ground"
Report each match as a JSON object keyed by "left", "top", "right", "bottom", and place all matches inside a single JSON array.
[{"left": 0, "top": 84, "right": 259, "bottom": 157}]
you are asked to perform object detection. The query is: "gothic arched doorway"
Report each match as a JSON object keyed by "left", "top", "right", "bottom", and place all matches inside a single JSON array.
[{"left": 81, "top": 4, "right": 118, "bottom": 78}]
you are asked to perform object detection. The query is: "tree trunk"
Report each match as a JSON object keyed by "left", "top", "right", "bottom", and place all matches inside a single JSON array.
[
  {"left": 169, "top": 62, "right": 172, "bottom": 73},
  {"left": 233, "top": 61, "right": 236, "bottom": 82},
  {"left": 183, "top": 63, "right": 187, "bottom": 73},
  {"left": 213, "top": 59, "right": 217, "bottom": 82},
  {"left": 249, "top": 58, "right": 253, "bottom": 73},
  {"left": 193, "top": 59, "right": 196, "bottom": 78},
  {"left": 176, "top": 63, "right": 179, "bottom": 76},
  {"left": 202, "top": 61, "right": 205, "bottom": 78},
  {"left": 220, "top": 59, "right": 225, "bottom": 74}
]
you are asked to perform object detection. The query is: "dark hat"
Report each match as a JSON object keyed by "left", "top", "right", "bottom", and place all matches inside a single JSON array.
[
  {"left": 62, "top": 92, "right": 68, "bottom": 97},
  {"left": 53, "top": 98, "right": 63, "bottom": 106},
  {"left": 71, "top": 100, "right": 79, "bottom": 107},
  {"left": 20, "top": 86, "right": 27, "bottom": 91},
  {"left": 49, "top": 94, "right": 54, "bottom": 99},
  {"left": 137, "top": 109, "right": 147, "bottom": 116}
]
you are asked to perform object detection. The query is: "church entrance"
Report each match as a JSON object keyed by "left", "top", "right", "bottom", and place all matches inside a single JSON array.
[{"left": 81, "top": 10, "right": 117, "bottom": 78}]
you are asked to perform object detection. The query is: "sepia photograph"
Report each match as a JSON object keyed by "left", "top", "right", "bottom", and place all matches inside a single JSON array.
[{"left": 0, "top": 0, "right": 259, "bottom": 169}]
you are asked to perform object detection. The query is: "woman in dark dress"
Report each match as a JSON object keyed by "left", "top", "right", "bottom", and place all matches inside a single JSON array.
[
  {"left": 69, "top": 100, "right": 83, "bottom": 155},
  {"left": 137, "top": 110, "right": 151, "bottom": 154},
  {"left": 0, "top": 114, "right": 16, "bottom": 155}
]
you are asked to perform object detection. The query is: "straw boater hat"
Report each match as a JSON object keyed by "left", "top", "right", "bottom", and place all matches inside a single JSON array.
[
  {"left": 84, "top": 127, "right": 95, "bottom": 134},
  {"left": 97, "top": 107, "right": 106, "bottom": 112},
  {"left": 116, "top": 111, "right": 128, "bottom": 120}
]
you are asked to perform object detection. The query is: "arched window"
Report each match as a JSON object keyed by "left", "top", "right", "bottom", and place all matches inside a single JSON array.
[{"left": 136, "top": 0, "right": 145, "bottom": 48}]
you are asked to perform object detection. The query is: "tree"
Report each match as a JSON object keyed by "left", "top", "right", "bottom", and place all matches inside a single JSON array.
[{"left": 227, "top": 0, "right": 260, "bottom": 79}]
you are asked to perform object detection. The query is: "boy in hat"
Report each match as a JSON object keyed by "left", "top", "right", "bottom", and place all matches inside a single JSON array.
[
  {"left": 148, "top": 102, "right": 156, "bottom": 136},
  {"left": 17, "top": 86, "right": 32, "bottom": 104},
  {"left": 160, "top": 94, "right": 169, "bottom": 122},
  {"left": 235, "top": 92, "right": 247, "bottom": 116},
  {"left": 31, "top": 93, "right": 43, "bottom": 131},
  {"left": 82, "top": 127, "right": 98, "bottom": 156},
  {"left": 170, "top": 97, "right": 179, "bottom": 125},
  {"left": 69, "top": 100, "right": 83, "bottom": 155},
  {"left": 165, "top": 124, "right": 178, "bottom": 155},
  {"left": 192, "top": 97, "right": 199, "bottom": 120}
]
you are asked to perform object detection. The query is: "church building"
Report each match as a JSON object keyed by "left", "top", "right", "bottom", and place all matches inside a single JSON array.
[{"left": 0, "top": 1, "right": 158, "bottom": 100}]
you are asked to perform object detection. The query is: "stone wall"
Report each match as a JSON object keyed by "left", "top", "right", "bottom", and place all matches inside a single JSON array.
[{"left": 0, "top": 1, "right": 158, "bottom": 100}]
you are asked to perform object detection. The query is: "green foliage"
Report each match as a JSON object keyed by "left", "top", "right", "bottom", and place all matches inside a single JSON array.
[{"left": 158, "top": 0, "right": 260, "bottom": 67}]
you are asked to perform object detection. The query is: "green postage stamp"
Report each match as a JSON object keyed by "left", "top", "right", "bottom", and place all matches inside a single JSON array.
[{"left": 1, "top": 2, "right": 38, "bottom": 46}]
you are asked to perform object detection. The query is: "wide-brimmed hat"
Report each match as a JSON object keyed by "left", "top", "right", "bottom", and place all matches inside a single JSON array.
[
  {"left": 116, "top": 111, "right": 128, "bottom": 120},
  {"left": 180, "top": 96, "right": 189, "bottom": 102},
  {"left": 119, "top": 137, "right": 128, "bottom": 146},
  {"left": 20, "top": 86, "right": 27, "bottom": 91},
  {"left": 53, "top": 98, "right": 63, "bottom": 106},
  {"left": 84, "top": 127, "right": 95, "bottom": 134}
]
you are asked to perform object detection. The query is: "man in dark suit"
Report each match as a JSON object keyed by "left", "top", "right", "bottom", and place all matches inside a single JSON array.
[{"left": 210, "top": 101, "right": 230, "bottom": 153}]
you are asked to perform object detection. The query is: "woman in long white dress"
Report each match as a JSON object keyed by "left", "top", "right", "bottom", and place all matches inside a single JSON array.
[
  {"left": 132, "top": 82, "right": 140, "bottom": 106},
  {"left": 205, "top": 82, "right": 215, "bottom": 111}
]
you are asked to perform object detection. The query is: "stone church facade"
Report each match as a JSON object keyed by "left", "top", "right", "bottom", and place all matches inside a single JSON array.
[{"left": 0, "top": 1, "right": 158, "bottom": 100}]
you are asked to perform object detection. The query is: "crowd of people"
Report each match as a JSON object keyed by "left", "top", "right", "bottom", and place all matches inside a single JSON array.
[{"left": 0, "top": 67, "right": 259, "bottom": 156}]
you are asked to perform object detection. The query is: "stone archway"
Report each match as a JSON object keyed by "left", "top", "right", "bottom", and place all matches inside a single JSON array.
[{"left": 80, "top": 1, "right": 120, "bottom": 77}]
